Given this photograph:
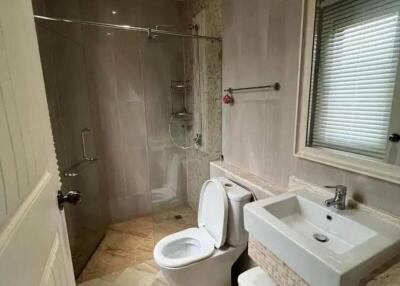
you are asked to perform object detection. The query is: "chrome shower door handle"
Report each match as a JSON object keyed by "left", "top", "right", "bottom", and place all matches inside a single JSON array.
[
  {"left": 81, "top": 128, "right": 89, "bottom": 159},
  {"left": 81, "top": 128, "right": 96, "bottom": 161}
]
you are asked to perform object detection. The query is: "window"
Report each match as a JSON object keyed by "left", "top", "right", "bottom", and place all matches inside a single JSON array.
[{"left": 307, "top": 0, "right": 400, "bottom": 159}]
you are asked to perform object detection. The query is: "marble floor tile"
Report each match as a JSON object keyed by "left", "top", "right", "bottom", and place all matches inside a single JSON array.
[
  {"left": 114, "top": 265, "right": 168, "bottom": 286},
  {"left": 108, "top": 215, "right": 154, "bottom": 237},
  {"left": 78, "top": 260, "right": 169, "bottom": 286},
  {"left": 77, "top": 229, "right": 154, "bottom": 281},
  {"left": 78, "top": 279, "right": 115, "bottom": 286},
  {"left": 78, "top": 206, "right": 196, "bottom": 285}
]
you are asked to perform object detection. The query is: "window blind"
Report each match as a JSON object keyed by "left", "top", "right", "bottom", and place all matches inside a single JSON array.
[{"left": 309, "top": 0, "right": 400, "bottom": 159}]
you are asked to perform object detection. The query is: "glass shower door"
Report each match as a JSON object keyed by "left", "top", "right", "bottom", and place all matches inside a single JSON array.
[
  {"left": 141, "top": 35, "right": 199, "bottom": 245},
  {"left": 35, "top": 22, "right": 107, "bottom": 277},
  {"left": 141, "top": 36, "right": 188, "bottom": 214}
]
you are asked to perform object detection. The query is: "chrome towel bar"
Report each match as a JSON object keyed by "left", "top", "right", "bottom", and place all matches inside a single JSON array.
[{"left": 224, "top": 82, "right": 280, "bottom": 94}]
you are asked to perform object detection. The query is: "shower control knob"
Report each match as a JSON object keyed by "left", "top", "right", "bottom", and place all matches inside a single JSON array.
[
  {"left": 389, "top": 133, "right": 400, "bottom": 143},
  {"left": 57, "top": 190, "right": 82, "bottom": 210}
]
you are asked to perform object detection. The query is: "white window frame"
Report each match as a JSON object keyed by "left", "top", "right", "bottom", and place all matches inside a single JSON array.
[{"left": 294, "top": 0, "right": 400, "bottom": 184}]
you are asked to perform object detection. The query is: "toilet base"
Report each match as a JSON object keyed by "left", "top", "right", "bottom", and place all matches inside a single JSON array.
[{"left": 159, "top": 244, "right": 247, "bottom": 286}]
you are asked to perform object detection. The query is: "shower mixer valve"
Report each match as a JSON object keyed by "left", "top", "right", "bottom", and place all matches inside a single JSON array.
[{"left": 194, "top": 133, "right": 202, "bottom": 146}]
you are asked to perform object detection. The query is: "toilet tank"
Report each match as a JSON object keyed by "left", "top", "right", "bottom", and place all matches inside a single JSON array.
[{"left": 218, "top": 177, "right": 252, "bottom": 246}]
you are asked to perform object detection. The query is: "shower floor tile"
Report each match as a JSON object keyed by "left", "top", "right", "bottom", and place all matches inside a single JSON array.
[{"left": 77, "top": 206, "right": 197, "bottom": 285}]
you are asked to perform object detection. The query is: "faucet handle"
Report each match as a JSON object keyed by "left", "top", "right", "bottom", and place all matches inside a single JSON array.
[{"left": 325, "top": 185, "right": 347, "bottom": 195}]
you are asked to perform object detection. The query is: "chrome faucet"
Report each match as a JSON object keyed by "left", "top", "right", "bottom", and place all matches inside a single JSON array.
[{"left": 324, "top": 185, "right": 347, "bottom": 210}]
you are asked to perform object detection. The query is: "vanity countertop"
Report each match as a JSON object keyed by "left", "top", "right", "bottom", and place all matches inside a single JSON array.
[{"left": 210, "top": 161, "right": 400, "bottom": 285}]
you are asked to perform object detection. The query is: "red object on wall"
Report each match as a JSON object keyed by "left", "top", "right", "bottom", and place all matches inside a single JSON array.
[{"left": 223, "top": 94, "right": 234, "bottom": 104}]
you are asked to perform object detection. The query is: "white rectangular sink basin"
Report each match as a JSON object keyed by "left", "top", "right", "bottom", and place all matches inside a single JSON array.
[{"left": 244, "top": 189, "right": 400, "bottom": 286}]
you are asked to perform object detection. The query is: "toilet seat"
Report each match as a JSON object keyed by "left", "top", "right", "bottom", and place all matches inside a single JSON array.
[
  {"left": 154, "top": 178, "right": 229, "bottom": 269},
  {"left": 154, "top": 228, "right": 215, "bottom": 268}
]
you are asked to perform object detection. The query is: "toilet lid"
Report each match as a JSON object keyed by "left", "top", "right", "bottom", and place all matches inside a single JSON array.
[{"left": 198, "top": 178, "right": 228, "bottom": 248}]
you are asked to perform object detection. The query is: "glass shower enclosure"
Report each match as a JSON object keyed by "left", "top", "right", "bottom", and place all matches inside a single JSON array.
[{"left": 33, "top": 4, "right": 221, "bottom": 277}]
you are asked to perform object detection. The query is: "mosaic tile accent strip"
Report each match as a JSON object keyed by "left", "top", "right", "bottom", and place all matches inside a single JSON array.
[
  {"left": 182, "top": 0, "right": 222, "bottom": 210},
  {"left": 249, "top": 236, "right": 400, "bottom": 286},
  {"left": 248, "top": 238, "right": 309, "bottom": 286},
  {"left": 363, "top": 253, "right": 400, "bottom": 286}
]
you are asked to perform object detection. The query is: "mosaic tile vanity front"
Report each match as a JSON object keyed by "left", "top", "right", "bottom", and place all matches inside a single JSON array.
[{"left": 249, "top": 237, "right": 400, "bottom": 286}]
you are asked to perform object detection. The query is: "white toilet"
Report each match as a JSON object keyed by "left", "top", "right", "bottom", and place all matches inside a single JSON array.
[{"left": 153, "top": 177, "right": 252, "bottom": 286}]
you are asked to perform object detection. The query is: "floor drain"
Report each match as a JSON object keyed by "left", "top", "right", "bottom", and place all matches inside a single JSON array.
[
  {"left": 174, "top": 215, "right": 182, "bottom": 220},
  {"left": 313, "top": 233, "right": 329, "bottom": 243}
]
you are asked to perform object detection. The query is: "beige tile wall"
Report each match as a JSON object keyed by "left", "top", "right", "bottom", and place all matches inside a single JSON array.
[{"left": 221, "top": 0, "right": 400, "bottom": 217}]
